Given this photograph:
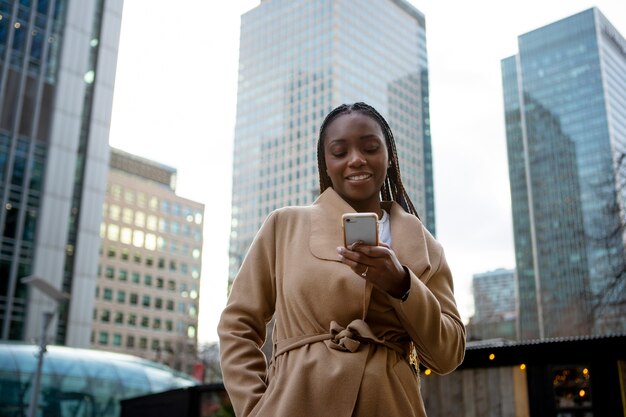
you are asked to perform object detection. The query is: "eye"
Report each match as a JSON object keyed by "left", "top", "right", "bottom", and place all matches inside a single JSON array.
[
  {"left": 365, "top": 146, "right": 379, "bottom": 154},
  {"left": 332, "top": 151, "right": 347, "bottom": 158}
]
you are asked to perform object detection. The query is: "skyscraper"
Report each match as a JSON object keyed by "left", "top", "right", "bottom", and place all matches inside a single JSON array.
[
  {"left": 467, "top": 268, "right": 517, "bottom": 340},
  {"left": 0, "top": 0, "right": 123, "bottom": 346},
  {"left": 94, "top": 148, "right": 204, "bottom": 375},
  {"left": 229, "top": 0, "right": 433, "bottom": 285},
  {"left": 502, "top": 8, "right": 626, "bottom": 339}
]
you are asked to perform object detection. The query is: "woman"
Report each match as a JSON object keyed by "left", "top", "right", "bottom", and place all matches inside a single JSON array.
[{"left": 218, "top": 102, "right": 465, "bottom": 417}]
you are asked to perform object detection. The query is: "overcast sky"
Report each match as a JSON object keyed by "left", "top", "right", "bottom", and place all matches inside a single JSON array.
[{"left": 108, "top": 0, "right": 626, "bottom": 344}]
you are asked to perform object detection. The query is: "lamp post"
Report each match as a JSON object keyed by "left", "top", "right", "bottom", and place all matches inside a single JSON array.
[{"left": 21, "top": 276, "right": 69, "bottom": 417}]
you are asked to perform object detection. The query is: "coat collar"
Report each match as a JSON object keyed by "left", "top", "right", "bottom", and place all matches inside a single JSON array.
[{"left": 309, "top": 188, "right": 432, "bottom": 277}]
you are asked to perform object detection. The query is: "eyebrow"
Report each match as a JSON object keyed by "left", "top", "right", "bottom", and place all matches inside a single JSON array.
[{"left": 327, "top": 134, "right": 382, "bottom": 145}]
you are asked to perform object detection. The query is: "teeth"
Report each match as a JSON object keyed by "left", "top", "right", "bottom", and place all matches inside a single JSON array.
[{"left": 348, "top": 174, "right": 371, "bottom": 180}]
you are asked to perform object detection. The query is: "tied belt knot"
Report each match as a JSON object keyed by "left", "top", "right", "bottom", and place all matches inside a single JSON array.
[{"left": 273, "top": 319, "right": 405, "bottom": 360}]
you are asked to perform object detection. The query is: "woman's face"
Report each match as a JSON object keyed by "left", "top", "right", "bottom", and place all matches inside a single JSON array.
[{"left": 323, "top": 112, "right": 389, "bottom": 212}]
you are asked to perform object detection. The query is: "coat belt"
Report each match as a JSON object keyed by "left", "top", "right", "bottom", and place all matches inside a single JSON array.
[{"left": 272, "top": 319, "right": 405, "bottom": 360}]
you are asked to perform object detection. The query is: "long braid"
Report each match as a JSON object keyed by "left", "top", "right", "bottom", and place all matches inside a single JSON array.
[{"left": 317, "top": 102, "right": 420, "bottom": 219}]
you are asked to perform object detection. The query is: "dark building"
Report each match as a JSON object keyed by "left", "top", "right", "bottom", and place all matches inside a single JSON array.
[{"left": 502, "top": 8, "right": 626, "bottom": 339}]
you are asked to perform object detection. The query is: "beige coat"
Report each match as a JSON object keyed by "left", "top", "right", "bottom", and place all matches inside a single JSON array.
[{"left": 218, "top": 188, "right": 465, "bottom": 417}]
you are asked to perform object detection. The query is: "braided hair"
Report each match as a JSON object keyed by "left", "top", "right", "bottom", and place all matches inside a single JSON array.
[{"left": 317, "top": 102, "right": 419, "bottom": 218}]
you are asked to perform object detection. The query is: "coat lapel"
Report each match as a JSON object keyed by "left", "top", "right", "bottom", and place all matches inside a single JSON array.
[{"left": 309, "top": 188, "right": 354, "bottom": 261}]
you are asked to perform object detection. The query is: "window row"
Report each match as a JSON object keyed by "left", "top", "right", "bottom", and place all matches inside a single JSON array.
[
  {"left": 95, "top": 287, "right": 199, "bottom": 313},
  {"left": 104, "top": 203, "right": 203, "bottom": 235},
  {"left": 100, "top": 223, "right": 202, "bottom": 255},
  {"left": 107, "top": 185, "right": 203, "bottom": 222},
  {"left": 98, "top": 267, "right": 199, "bottom": 297},
  {"left": 93, "top": 328, "right": 197, "bottom": 350}
]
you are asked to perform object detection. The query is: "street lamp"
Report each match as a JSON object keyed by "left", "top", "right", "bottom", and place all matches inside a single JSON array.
[{"left": 21, "top": 275, "right": 70, "bottom": 417}]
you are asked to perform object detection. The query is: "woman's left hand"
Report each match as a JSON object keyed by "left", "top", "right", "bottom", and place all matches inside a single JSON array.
[{"left": 337, "top": 242, "right": 409, "bottom": 298}]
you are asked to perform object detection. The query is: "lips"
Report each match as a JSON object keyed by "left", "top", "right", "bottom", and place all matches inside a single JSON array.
[{"left": 346, "top": 173, "right": 372, "bottom": 181}]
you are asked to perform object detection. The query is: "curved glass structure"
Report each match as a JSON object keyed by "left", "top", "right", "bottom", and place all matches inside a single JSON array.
[{"left": 0, "top": 342, "right": 198, "bottom": 417}]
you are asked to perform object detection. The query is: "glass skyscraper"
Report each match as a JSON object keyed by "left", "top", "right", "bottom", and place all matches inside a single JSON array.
[
  {"left": 0, "top": 0, "right": 123, "bottom": 347},
  {"left": 229, "top": 0, "right": 434, "bottom": 285},
  {"left": 502, "top": 8, "right": 626, "bottom": 339}
]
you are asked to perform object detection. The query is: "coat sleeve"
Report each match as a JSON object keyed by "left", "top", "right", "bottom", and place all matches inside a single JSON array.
[
  {"left": 218, "top": 211, "right": 278, "bottom": 417},
  {"left": 392, "top": 242, "right": 466, "bottom": 375}
]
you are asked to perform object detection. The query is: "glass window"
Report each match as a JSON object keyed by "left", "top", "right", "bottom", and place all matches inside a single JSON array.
[
  {"left": 149, "top": 197, "right": 158, "bottom": 211},
  {"left": 142, "top": 295, "right": 150, "bottom": 307},
  {"left": 145, "top": 255, "right": 154, "bottom": 266},
  {"left": 124, "top": 190, "right": 135, "bottom": 204},
  {"left": 117, "top": 290, "right": 126, "bottom": 303},
  {"left": 153, "top": 318, "right": 161, "bottom": 330},
  {"left": 144, "top": 275, "right": 152, "bottom": 286},
  {"left": 155, "top": 298, "right": 163, "bottom": 309},
  {"left": 145, "top": 233, "right": 157, "bottom": 250},
  {"left": 126, "top": 335, "right": 135, "bottom": 348},
  {"left": 141, "top": 316, "right": 149, "bottom": 328},
  {"left": 139, "top": 337, "right": 147, "bottom": 349},
  {"left": 118, "top": 269, "right": 127, "bottom": 281},
  {"left": 122, "top": 208, "right": 133, "bottom": 224},
  {"left": 110, "top": 185, "right": 122, "bottom": 200},
  {"left": 133, "top": 230, "right": 144, "bottom": 248},
  {"left": 128, "top": 314, "right": 137, "bottom": 326},
  {"left": 109, "top": 204, "right": 120, "bottom": 220},
  {"left": 156, "top": 277, "right": 164, "bottom": 288},
  {"left": 107, "top": 224, "right": 119, "bottom": 241},
  {"left": 98, "top": 332, "right": 108, "bottom": 345},
  {"left": 115, "top": 312, "right": 124, "bottom": 324},
  {"left": 113, "top": 334, "right": 122, "bottom": 347},
  {"left": 105, "top": 267, "right": 114, "bottom": 279},
  {"left": 166, "top": 320, "right": 173, "bottom": 331},
  {"left": 121, "top": 249, "right": 129, "bottom": 261},
  {"left": 146, "top": 215, "right": 158, "bottom": 231},
  {"left": 137, "top": 193, "right": 146, "bottom": 208},
  {"left": 120, "top": 227, "right": 132, "bottom": 244},
  {"left": 166, "top": 300, "right": 174, "bottom": 311},
  {"left": 131, "top": 272, "right": 140, "bottom": 284},
  {"left": 167, "top": 280, "right": 176, "bottom": 291},
  {"left": 135, "top": 211, "right": 146, "bottom": 227},
  {"left": 130, "top": 293, "right": 138, "bottom": 305},
  {"left": 187, "top": 325, "right": 196, "bottom": 338},
  {"left": 107, "top": 247, "right": 116, "bottom": 258},
  {"left": 101, "top": 310, "right": 110, "bottom": 322},
  {"left": 103, "top": 288, "right": 113, "bottom": 301}
]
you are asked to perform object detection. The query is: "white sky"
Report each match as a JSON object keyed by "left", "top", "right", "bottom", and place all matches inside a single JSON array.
[{"left": 108, "top": 0, "right": 626, "bottom": 344}]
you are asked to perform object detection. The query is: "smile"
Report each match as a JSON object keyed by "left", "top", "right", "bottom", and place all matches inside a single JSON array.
[{"left": 346, "top": 174, "right": 372, "bottom": 181}]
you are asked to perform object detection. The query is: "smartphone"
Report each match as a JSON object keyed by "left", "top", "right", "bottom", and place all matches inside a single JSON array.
[{"left": 342, "top": 213, "right": 379, "bottom": 247}]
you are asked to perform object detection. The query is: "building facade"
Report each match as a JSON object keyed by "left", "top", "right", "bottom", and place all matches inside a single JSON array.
[
  {"left": 229, "top": 0, "right": 434, "bottom": 285},
  {"left": 467, "top": 268, "right": 518, "bottom": 341},
  {"left": 91, "top": 149, "right": 204, "bottom": 374},
  {"left": 502, "top": 8, "right": 626, "bottom": 339},
  {"left": 94, "top": 148, "right": 204, "bottom": 375},
  {"left": 0, "top": 0, "right": 123, "bottom": 347}
]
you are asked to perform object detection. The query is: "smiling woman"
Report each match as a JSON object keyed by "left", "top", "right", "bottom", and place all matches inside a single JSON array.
[{"left": 218, "top": 102, "right": 466, "bottom": 417}]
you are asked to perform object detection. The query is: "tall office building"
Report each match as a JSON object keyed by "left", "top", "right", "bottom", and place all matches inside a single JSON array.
[
  {"left": 0, "top": 1, "right": 123, "bottom": 346},
  {"left": 466, "top": 268, "right": 517, "bottom": 340},
  {"left": 229, "top": 0, "right": 434, "bottom": 284},
  {"left": 94, "top": 148, "right": 204, "bottom": 375},
  {"left": 502, "top": 8, "right": 626, "bottom": 339}
]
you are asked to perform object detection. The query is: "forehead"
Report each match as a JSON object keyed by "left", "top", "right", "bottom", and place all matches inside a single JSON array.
[{"left": 325, "top": 112, "right": 384, "bottom": 140}]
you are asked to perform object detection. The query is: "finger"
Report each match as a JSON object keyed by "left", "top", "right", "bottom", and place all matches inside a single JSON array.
[
  {"left": 352, "top": 244, "right": 392, "bottom": 259},
  {"left": 337, "top": 246, "right": 374, "bottom": 265}
]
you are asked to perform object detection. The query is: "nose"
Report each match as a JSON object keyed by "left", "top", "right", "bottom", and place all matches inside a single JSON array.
[{"left": 347, "top": 150, "right": 366, "bottom": 167}]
